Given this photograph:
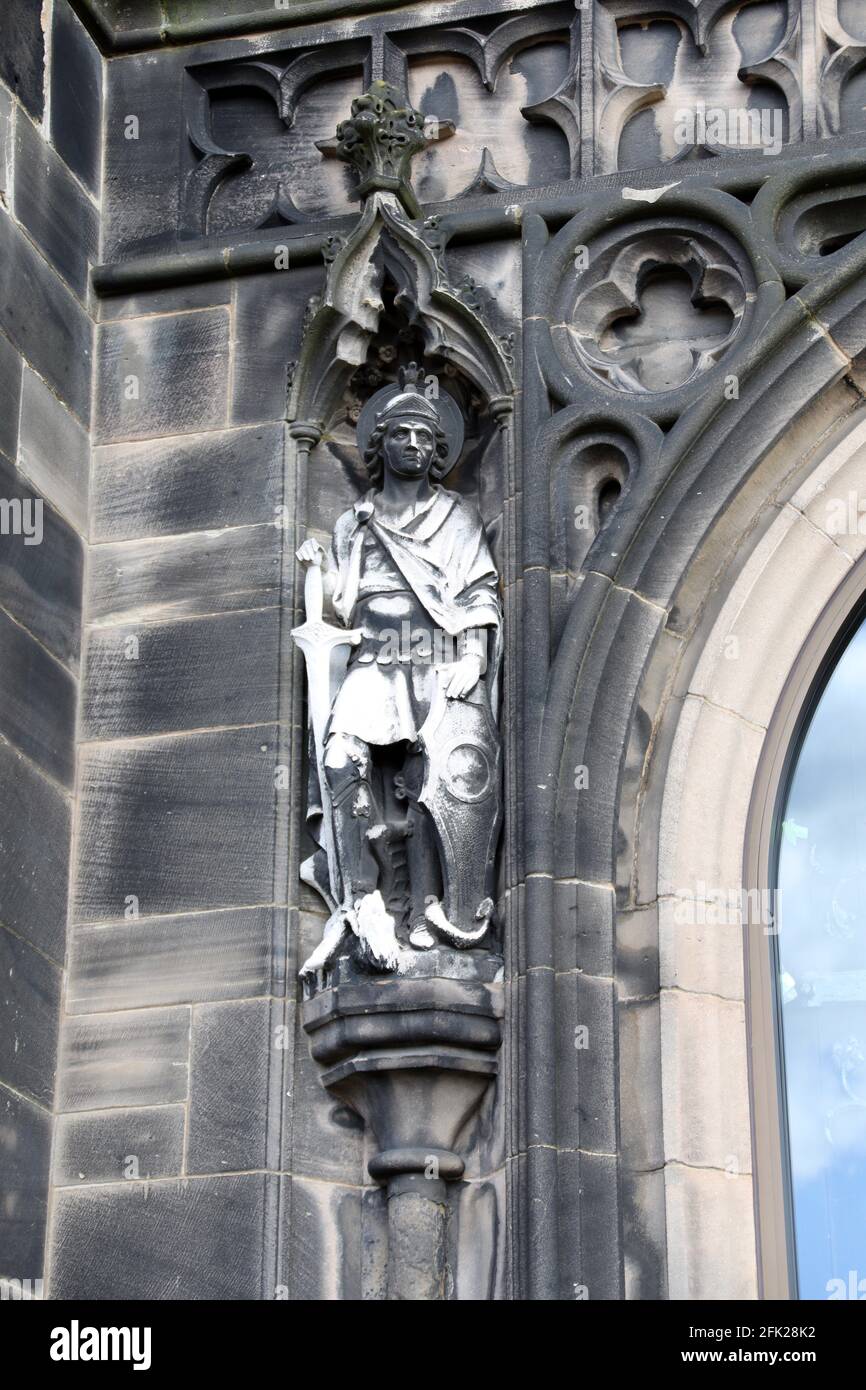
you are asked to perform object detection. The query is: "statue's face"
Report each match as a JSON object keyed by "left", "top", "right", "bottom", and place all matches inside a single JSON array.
[{"left": 381, "top": 415, "right": 437, "bottom": 480}]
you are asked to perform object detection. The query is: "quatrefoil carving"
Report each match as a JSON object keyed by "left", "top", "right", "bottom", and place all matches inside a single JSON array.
[{"left": 567, "top": 231, "right": 747, "bottom": 394}]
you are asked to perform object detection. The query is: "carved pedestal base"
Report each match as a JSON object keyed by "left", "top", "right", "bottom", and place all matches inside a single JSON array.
[{"left": 303, "top": 948, "right": 503, "bottom": 1300}]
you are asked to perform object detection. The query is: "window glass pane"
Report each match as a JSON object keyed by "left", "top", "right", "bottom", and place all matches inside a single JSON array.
[{"left": 777, "top": 615, "right": 866, "bottom": 1299}]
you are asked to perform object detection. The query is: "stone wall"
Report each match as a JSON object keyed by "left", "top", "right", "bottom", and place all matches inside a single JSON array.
[{"left": 0, "top": 0, "right": 100, "bottom": 1293}]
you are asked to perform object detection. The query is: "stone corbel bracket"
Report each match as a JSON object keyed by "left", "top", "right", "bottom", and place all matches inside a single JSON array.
[{"left": 303, "top": 954, "right": 503, "bottom": 1299}]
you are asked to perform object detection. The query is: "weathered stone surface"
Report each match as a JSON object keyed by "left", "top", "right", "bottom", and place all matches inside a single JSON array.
[
  {"left": 0, "top": 0, "right": 44, "bottom": 118},
  {"left": 18, "top": 366, "right": 89, "bottom": 533},
  {"left": 99, "top": 279, "right": 232, "bottom": 322},
  {"left": 51, "top": 0, "right": 104, "bottom": 195},
  {"left": 59, "top": 1007, "right": 191, "bottom": 1112},
  {"left": 187, "top": 999, "right": 271, "bottom": 1175},
  {"left": 49, "top": 1174, "right": 270, "bottom": 1300},
  {"left": 618, "top": 996, "right": 664, "bottom": 1173},
  {"left": 67, "top": 906, "right": 275, "bottom": 1013},
  {"left": 13, "top": 110, "right": 99, "bottom": 299},
  {"left": 95, "top": 309, "right": 230, "bottom": 444},
  {"left": 100, "top": 45, "right": 188, "bottom": 261},
  {"left": 0, "top": 740, "right": 70, "bottom": 964},
  {"left": 664, "top": 1163, "right": 757, "bottom": 1301},
  {"left": 0, "top": 328, "right": 22, "bottom": 464},
  {"left": 0, "top": 83, "right": 12, "bottom": 211},
  {"left": 555, "top": 1148, "right": 622, "bottom": 1300},
  {"left": 661, "top": 990, "right": 752, "bottom": 1174},
  {"left": 53, "top": 1106, "right": 186, "bottom": 1186},
  {"left": 287, "top": 989, "right": 365, "bottom": 1184},
  {"left": 81, "top": 607, "right": 281, "bottom": 741},
  {"left": 0, "top": 209, "right": 92, "bottom": 423},
  {"left": 87, "top": 521, "right": 282, "bottom": 627},
  {"left": 555, "top": 970, "right": 617, "bottom": 1155},
  {"left": 0, "top": 1082, "right": 50, "bottom": 1280},
  {"left": 231, "top": 269, "right": 325, "bottom": 425},
  {"left": 90, "top": 423, "right": 285, "bottom": 543},
  {"left": 658, "top": 696, "right": 764, "bottom": 900},
  {"left": 658, "top": 897, "right": 745, "bottom": 1001},
  {"left": 689, "top": 504, "right": 851, "bottom": 730},
  {"left": 0, "top": 453, "right": 84, "bottom": 668},
  {"left": 280, "top": 1175, "right": 366, "bottom": 1301},
  {"left": 73, "top": 726, "right": 278, "bottom": 924},
  {"left": 0, "top": 923, "right": 61, "bottom": 1108},
  {"left": 0, "top": 607, "right": 76, "bottom": 787}
]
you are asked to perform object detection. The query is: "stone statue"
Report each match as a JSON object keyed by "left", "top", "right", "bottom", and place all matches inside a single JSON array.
[{"left": 294, "top": 366, "right": 503, "bottom": 977}]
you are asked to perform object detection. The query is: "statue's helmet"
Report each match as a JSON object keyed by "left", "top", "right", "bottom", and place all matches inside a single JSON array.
[
  {"left": 357, "top": 363, "right": 464, "bottom": 484},
  {"left": 375, "top": 388, "right": 441, "bottom": 431}
]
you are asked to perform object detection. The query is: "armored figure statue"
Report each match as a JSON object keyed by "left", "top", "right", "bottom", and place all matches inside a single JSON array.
[{"left": 295, "top": 366, "right": 503, "bottom": 976}]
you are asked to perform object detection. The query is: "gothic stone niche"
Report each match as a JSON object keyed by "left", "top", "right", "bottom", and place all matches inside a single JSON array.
[{"left": 287, "top": 81, "right": 514, "bottom": 1301}]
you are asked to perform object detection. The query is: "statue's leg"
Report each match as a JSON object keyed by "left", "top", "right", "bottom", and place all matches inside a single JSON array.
[
  {"left": 323, "top": 732, "right": 379, "bottom": 908},
  {"left": 402, "top": 747, "right": 441, "bottom": 947}
]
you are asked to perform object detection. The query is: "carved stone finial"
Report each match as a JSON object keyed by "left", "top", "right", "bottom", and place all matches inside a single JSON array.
[{"left": 318, "top": 80, "right": 428, "bottom": 217}]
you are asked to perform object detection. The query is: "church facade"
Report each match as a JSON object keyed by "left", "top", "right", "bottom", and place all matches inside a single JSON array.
[{"left": 2, "top": 0, "right": 866, "bottom": 1300}]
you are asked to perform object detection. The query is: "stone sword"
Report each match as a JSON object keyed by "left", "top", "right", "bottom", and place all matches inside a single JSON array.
[{"left": 291, "top": 549, "right": 361, "bottom": 906}]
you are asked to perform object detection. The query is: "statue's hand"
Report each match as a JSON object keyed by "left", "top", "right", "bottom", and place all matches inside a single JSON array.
[
  {"left": 446, "top": 653, "right": 483, "bottom": 700},
  {"left": 296, "top": 537, "right": 326, "bottom": 567}
]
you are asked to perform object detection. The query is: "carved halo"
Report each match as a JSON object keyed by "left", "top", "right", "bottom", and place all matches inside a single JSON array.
[{"left": 356, "top": 369, "right": 465, "bottom": 469}]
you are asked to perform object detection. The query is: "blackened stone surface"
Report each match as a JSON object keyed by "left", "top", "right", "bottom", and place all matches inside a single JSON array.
[
  {"left": 0, "top": 1082, "right": 50, "bottom": 1279},
  {"left": 13, "top": 110, "right": 99, "bottom": 299},
  {"left": 0, "top": 608, "right": 76, "bottom": 787},
  {"left": 187, "top": 999, "right": 271, "bottom": 1175},
  {"left": 0, "top": 84, "right": 12, "bottom": 211},
  {"left": 100, "top": 44, "right": 187, "bottom": 259},
  {"left": 90, "top": 424, "right": 286, "bottom": 543},
  {"left": 87, "top": 522, "right": 282, "bottom": 627},
  {"left": 95, "top": 309, "right": 230, "bottom": 443},
  {"left": 0, "top": 330, "right": 23, "bottom": 464},
  {"left": 0, "top": 458, "right": 83, "bottom": 669},
  {"left": 67, "top": 906, "right": 275, "bottom": 1013},
  {"left": 280, "top": 1174, "right": 366, "bottom": 1301},
  {"left": 99, "top": 279, "right": 232, "bottom": 321},
  {"left": 53, "top": 1105, "right": 186, "bottom": 1186},
  {"left": 286, "top": 985, "right": 365, "bottom": 1184},
  {"left": 0, "top": 741, "right": 71, "bottom": 963},
  {"left": 18, "top": 367, "right": 89, "bottom": 533},
  {"left": 81, "top": 607, "right": 281, "bottom": 741},
  {"left": 73, "top": 726, "right": 279, "bottom": 923},
  {"left": 51, "top": 0, "right": 104, "bottom": 195},
  {"left": 0, "top": 1, "right": 44, "bottom": 119},
  {"left": 231, "top": 270, "right": 325, "bottom": 424},
  {"left": 50, "top": 1174, "right": 271, "bottom": 1300},
  {"left": 0, "top": 924, "right": 61, "bottom": 1107},
  {"left": 0, "top": 211, "right": 92, "bottom": 423},
  {"left": 59, "top": 1007, "right": 191, "bottom": 1111}
]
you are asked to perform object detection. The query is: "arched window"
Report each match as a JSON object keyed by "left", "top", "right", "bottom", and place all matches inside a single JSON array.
[{"left": 772, "top": 604, "right": 866, "bottom": 1299}]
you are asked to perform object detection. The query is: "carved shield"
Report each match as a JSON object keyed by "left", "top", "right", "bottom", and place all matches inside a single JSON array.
[{"left": 417, "top": 683, "right": 502, "bottom": 932}]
